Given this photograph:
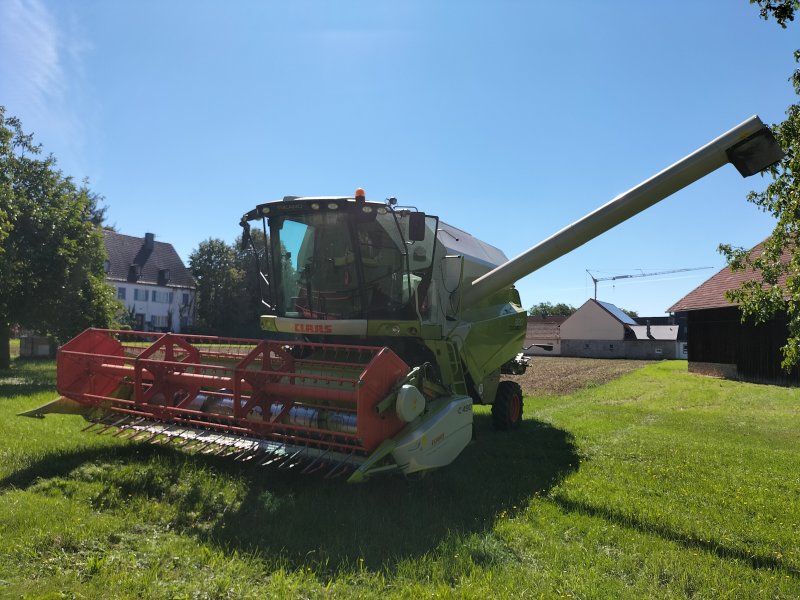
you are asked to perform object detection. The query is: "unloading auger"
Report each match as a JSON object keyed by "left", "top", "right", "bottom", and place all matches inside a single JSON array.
[{"left": 23, "top": 116, "right": 783, "bottom": 481}]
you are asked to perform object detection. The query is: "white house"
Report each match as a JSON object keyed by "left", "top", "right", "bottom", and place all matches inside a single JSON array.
[
  {"left": 560, "top": 299, "right": 683, "bottom": 359},
  {"left": 104, "top": 231, "right": 196, "bottom": 333}
]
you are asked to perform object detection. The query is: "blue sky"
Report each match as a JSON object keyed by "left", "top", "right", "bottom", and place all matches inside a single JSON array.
[{"left": 1, "top": 1, "right": 797, "bottom": 316}]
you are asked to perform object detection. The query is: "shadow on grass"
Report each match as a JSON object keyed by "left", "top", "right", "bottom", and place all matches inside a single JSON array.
[
  {"left": 0, "top": 412, "right": 578, "bottom": 570},
  {"left": 550, "top": 495, "right": 800, "bottom": 578},
  {"left": 207, "top": 414, "right": 579, "bottom": 569}
]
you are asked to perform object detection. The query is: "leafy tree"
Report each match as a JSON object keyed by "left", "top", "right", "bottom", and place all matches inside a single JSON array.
[
  {"left": 529, "top": 302, "right": 577, "bottom": 317},
  {"left": 719, "top": 1, "right": 800, "bottom": 368},
  {"left": 189, "top": 238, "right": 248, "bottom": 334},
  {"left": 0, "top": 107, "right": 118, "bottom": 368}
]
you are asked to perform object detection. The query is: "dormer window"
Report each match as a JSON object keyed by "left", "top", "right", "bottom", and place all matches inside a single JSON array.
[{"left": 128, "top": 264, "right": 141, "bottom": 282}]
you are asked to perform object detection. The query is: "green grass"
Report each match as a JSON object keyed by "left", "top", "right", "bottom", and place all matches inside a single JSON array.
[
  {"left": 1, "top": 359, "right": 798, "bottom": 598},
  {"left": 10, "top": 338, "right": 19, "bottom": 359}
]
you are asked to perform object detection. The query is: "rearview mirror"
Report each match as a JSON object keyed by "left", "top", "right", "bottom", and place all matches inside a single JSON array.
[
  {"left": 408, "top": 212, "right": 426, "bottom": 242},
  {"left": 240, "top": 222, "right": 251, "bottom": 251}
]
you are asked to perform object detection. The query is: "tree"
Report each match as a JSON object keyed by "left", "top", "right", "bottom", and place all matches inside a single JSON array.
[
  {"left": 0, "top": 107, "right": 119, "bottom": 368},
  {"left": 189, "top": 238, "right": 248, "bottom": 334},
  {"left": 529, "top": 302, "right": 577, "bottom": 317},
  {"left": 719, "top": 1, "right": 800, "bottom": 369}
]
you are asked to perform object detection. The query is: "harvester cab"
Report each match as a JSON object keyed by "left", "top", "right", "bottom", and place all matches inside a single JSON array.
[{"left": 26, "top": 116, "right": 784, "bottom": 482}]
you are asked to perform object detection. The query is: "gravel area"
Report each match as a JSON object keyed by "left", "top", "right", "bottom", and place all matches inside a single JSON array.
[{"left": 507, "top": 356, "right": 652, "bottom": 396}]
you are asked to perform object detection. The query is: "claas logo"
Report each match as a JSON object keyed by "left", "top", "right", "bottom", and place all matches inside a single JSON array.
[{"left": 294, "top": 324, "right": 334, "bottom": 334}]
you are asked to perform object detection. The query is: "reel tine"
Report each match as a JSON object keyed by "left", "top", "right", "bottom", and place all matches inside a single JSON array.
[
  {"left": 260, "top": 445, "right": 289, "bottom": 466},
  {"left": 324, "top": 453, "right": 355, "bottom": 479},
  {"left": 99, "top": 416, "right": 134, "bottom": 434},
  {"left": 301, "top": 448, "right": 332, "bottom": 475},
  {"left": 141, "top": 429, "right": 165, "bottom": 444},
  {"left": 173, "top": 435, "right": 196, "bottom": 448},
  {"left": 278, "top": 448, "right": 306, "bottom": 470},
  {"left": 232, "top": 445, "right": 259, "bottom": 461}
]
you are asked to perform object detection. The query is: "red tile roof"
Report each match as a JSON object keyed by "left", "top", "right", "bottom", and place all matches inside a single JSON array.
[{"left": 667, "top": 242, "right": 790, "bottom": 312}]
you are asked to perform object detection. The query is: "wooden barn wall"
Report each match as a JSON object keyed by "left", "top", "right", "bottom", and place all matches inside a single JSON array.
[{"left": 687, "top": 307, "right": 800, "bottom": 386}]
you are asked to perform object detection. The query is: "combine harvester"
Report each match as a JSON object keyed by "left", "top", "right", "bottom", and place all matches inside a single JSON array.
[{"left": 24, "top": 116, "right": 783, "bottom": 481}]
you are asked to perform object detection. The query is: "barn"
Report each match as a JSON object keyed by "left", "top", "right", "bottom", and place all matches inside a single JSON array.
[
  {"left": 667, "top": 242, "right": 799, "bottom": 386},
  {"left": 523, "top": 315, "right": 566, "bottom": 356}
]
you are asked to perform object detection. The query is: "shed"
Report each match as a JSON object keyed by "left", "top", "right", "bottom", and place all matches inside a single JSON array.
[
  {"left": 523, "top": 315, "right": 565, "bottom": 356},
  {"left": 667, "top": 242, "right": 798, "bottom": 385}
]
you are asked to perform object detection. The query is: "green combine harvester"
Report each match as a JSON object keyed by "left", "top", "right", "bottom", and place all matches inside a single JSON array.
[{"left": 26, "top": 116, "right": 783, "bottom": 481}]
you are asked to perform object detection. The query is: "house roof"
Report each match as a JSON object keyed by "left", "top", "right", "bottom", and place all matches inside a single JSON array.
[
  {"left": 667, "top": 242, "right": 789, "bottom": 312},
  {"left": 526, "top": 315, "right": 566, "bottom": 339},
  {"left": 104, "top": 230, "right": 195, "bottom": 289},
  {"left": 569, "top": 299, "right": 677, "bottom": 341},
  {"left": 596, "top": 299, "right": 637, "bottom": 324},
  {"left": 627, "top": 325, "right": 679, "bottom": 341}
]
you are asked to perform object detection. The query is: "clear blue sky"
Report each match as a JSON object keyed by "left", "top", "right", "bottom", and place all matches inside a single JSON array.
[{"left": 1, "top": 1, "right": 797, "bottom": 316}]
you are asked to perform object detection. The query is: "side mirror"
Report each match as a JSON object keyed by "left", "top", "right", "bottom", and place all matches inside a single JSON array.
[
  {"left": 240, "top": 221, "right": 251, "bottom": 251},
  {"left": 408, "top": 212, "right": 426, "bottom": 242}
]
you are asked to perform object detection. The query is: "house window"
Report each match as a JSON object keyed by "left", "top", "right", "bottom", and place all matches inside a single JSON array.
[
  {"left": 182, "top": 293, "right": 189, "bottom": 306},
  {"left": 151, "top": 315, "right": 169, "bottom": 329},
  {"left": 134, "top": 288, "right": 148, "bottom": 301},
  {"left": 117, "top": 287, "right": 126, "bottom": 300},
  {"left": 152, "top": 290, "right": 173, "bottom": 303},
  {"left": 609, "top": 344, "right": 614, "bottom": 351}
]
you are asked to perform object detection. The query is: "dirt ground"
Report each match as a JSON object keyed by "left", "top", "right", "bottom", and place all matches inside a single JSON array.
[{"left": 507, "top": 356, "right": 652, "bottom": 396}]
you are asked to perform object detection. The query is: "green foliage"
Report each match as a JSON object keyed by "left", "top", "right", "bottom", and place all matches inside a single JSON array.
[
  {"left": 189, "top": 238, "right": 242, "bottom": 333},
  {"left": 529, "top": 301, "right": 638, "bottom": 318},
  {"left": 720, "top": 4, "right": 800, "bottom": 368},
  {"left": 188, "top": 229, "right": 275, "bottom": 337},
  {"left": 0, "top": 107, "right": 119, "bottom": 368},
  {"left": 529, "top": 301, "right": 577, "bottom": 317},
  {"left": 750, "top": 0, "right": 799, "bottom": 27}
]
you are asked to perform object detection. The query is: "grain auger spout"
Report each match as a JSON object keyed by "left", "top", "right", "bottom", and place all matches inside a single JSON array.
[
  {"left": 27, "top": 115, "right": 783, "bottom": 482},
  {"left": 459, "top": 115, "right": 784, "bottom": 310}
]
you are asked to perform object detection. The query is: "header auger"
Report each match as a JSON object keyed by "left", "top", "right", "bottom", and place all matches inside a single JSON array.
[{"left": 25, "top": 116, "right": 783, "bottom": 481}]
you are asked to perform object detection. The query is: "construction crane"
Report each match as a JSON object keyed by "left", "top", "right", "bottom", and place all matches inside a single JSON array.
[{"left": 586, "top": 267, "right": 713, "bottom": 300}]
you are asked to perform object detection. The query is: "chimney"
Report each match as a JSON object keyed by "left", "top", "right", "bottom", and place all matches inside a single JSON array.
[
  {"left": 646, "top": 320, "right": 652, "bottom": 338},
  {"left": 144, "top": 232, "right": 155, "bottom": 250}
]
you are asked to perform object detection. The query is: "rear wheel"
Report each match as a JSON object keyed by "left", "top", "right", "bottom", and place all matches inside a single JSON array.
[{"left": 491, "top": 381, "right": 523, "bottom": 430}]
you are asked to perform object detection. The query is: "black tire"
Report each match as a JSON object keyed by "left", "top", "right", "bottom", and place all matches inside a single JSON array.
[{"left": 491, "top": 381, "right": 523, "bottom": 430}]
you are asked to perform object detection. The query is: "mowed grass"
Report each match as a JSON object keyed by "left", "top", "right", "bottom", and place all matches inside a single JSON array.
[{"left": 0, "top": 359, "right": 798, "bottom": 598}]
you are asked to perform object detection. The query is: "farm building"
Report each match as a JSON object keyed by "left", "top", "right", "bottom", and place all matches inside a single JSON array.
[
  {"left": 104, "top": 231, "right": 196, "bottom": 333},
  {"left": 523, "top": 315, "right": 566, "bottom": 356},
  {"left": 667, "top": 242, "right": 799, "bottom": 386},
  {"left": 560, "top": 299, "right": 683, "bottom": 359}
]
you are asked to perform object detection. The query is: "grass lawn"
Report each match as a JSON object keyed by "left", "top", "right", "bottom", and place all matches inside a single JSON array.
[{"left": 0, "top": 358, "right": 798, "bottom": 598}]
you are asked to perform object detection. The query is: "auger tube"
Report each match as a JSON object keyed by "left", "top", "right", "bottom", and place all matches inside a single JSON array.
[{"left": 459, "top": 115, "right": 783, "bottom": 309}]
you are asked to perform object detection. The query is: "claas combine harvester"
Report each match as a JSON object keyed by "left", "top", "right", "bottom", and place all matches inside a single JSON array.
[{"left": 24, "top": 116, "right": 783, "bottom": 482}]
